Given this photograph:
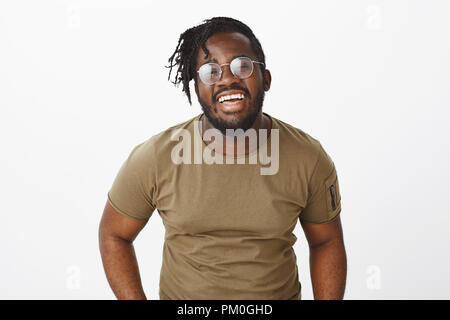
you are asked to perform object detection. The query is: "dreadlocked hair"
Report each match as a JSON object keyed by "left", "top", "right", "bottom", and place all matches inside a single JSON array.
[{"left": 166, "top": 17, "right": 266, "bottom": 105}]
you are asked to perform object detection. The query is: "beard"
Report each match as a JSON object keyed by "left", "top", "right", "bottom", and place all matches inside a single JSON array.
[{"left": 197, "top": 87, "right": 266, "bottom": 136}]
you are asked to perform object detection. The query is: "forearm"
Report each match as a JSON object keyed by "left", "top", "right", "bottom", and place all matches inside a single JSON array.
[
  {"left": 309, "top": 239, "right": 347, "bottom": 300},
  {"left": 99, "top": 235, "right": 147, "bottom": 300}
]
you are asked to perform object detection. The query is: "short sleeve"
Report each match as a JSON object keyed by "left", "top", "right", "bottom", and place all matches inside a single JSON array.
[
  {"left": 107, "top": 139, "right": 157, "bottom": 221},
  {"left": 299, "top": 143, "right": 342, "bottom": 224}
]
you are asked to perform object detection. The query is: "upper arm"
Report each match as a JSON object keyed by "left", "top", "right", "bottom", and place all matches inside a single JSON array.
[
  {"left": 300, "top": 215, "right": 344, "bottom": 249},
  {"left": 299, "top": 142, "right": 342, "bottom": 224},
  {"left": 99, "top": 199, "right": 149, "bottom": 243}
]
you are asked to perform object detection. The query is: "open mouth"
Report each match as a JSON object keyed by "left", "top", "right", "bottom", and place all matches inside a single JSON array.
[
  {"left": 216, "top": 92, "right": 246, "bottom": 112},
  {"left": 218, "top": 93, "right": 245, "bottom": 103}
]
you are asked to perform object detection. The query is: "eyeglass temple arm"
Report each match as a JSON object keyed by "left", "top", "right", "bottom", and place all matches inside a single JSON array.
[{"left": 252, "top": 61, "right": 265, "bottom": 66}]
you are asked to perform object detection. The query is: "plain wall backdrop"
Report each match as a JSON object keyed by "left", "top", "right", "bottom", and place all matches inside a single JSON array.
[{"left": 1, "top": 0, "right": 449, "bottom": 299}]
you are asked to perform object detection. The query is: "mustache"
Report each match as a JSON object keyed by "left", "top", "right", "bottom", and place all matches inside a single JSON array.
[{"left": 214, "top": 85, "right": 250, "bottom": 101}]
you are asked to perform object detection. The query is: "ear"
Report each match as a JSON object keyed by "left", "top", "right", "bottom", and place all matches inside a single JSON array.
[{"left": 263, "top": 69, "right": 272, "bottom": 91}]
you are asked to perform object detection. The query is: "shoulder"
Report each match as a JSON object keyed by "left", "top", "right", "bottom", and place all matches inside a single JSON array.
[
  {"left": 130, "top": 114, "right": 200, "bottom": 159},
  {"left": 270, "top": 114, "right": 325, "bottom": 162}
]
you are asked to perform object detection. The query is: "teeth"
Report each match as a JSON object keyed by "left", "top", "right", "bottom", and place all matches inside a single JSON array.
[{"left": 218, "top": 93, "right": 244, "bottom": 103}]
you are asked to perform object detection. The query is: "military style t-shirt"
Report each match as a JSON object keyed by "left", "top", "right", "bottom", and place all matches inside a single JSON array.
[{"left": 107, "top": 113, "right": 342, "bottom": 300}]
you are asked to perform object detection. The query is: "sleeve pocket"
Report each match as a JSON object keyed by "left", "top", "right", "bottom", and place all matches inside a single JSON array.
[{"left": 325, "top": 170, "right": 341, "bottom": 215}]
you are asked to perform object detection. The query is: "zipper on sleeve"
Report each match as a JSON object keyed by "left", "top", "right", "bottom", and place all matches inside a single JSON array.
[{"left": 330, "top": 184, "right": 336, "bottom": 210}]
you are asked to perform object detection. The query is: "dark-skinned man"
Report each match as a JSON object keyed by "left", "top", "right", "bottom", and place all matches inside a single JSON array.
[{"left": 99, "top": 17, "right": 346, "bottom": 300}]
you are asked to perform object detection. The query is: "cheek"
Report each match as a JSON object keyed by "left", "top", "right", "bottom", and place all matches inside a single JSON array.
[
  {"left": 199, "top": 87, "right": 214, "bottom": 103},
  {"left": 246, "top": 81, "right": 261, "bottom": 99}
]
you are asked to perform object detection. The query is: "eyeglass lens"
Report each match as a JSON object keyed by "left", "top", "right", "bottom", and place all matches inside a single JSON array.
[{"left": 199, "top": 57, "right": 254, "bottom": 84}]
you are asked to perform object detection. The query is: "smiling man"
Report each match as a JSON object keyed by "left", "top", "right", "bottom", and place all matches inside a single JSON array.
[{"left": 99, "top": 17, "right": 347, "bottom": 300}]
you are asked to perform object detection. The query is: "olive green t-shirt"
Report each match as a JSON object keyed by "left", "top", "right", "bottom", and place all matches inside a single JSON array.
[{"left": 107, "top": 113, "right": 342, "bottom": 300}]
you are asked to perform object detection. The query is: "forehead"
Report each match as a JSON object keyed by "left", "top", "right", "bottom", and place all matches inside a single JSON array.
[{"left": 196, "top": 32, "right": 256, "bottom": 64}]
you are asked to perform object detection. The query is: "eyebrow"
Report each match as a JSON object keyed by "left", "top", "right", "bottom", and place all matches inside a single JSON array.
[{"left": 203, "top": 55, "right": 248, "bottom": 64}]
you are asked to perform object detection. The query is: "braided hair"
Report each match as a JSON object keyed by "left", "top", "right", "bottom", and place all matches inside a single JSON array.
[{"left": 166, "top": 17, "right": 266, "bottom": 105}]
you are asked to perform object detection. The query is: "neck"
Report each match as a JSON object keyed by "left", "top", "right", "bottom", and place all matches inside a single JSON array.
[{"left": 200, "top": 112, "right": 271, "bottom": 156}]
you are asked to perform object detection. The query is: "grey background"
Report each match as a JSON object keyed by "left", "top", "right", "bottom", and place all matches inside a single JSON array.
[{"left": 1, "top": 0, "right": 449, "bottom": 299}]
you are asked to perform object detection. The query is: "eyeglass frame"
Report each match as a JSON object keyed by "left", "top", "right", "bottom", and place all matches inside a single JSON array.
[{"left": 196, "top": 56, "right": 265, "bottom": 85}]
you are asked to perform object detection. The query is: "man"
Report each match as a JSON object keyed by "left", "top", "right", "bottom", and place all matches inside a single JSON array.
[{"left": 99, "top": 17, "right": 346, "bottom": 300}]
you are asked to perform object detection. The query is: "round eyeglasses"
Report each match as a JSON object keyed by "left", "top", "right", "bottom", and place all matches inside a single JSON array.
[{"left": 197, "top": 56, "right": 265, "bottom": 85}]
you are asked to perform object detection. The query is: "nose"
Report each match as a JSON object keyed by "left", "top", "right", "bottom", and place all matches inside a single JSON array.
[{"left": 216, "top": 64, "right": 240, "bottom": 86}]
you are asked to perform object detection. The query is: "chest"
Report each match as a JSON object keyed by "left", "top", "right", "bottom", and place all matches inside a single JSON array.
[{"left": 154, "top": 162, "right": 307, "bottom": 236}]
